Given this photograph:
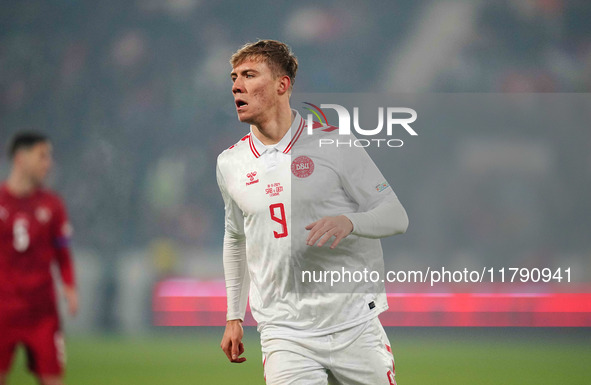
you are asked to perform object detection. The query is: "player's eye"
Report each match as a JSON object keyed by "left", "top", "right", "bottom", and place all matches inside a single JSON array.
[{"left": 246, "top": 74, "right": 254, "bottom": 78}]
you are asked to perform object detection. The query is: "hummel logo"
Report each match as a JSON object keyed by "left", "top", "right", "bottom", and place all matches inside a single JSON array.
[{"left": 246, "top": 171, "right": 259, "bottom": 186}]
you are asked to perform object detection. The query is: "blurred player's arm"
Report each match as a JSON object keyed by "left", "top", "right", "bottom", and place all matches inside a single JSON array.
[
  {"left": 217, "top": 162, "right": 249, "bottom": 363},
  {"left": 54, "top": 199, "right": 78, "bottom": 317},
  {"left": 56, "top": 247, "right": 78, "bottom": 317}
]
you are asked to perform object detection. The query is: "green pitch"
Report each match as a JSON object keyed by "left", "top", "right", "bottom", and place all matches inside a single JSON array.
[{"left": 7, "top": 328, "right": 590, "bottom": 384}]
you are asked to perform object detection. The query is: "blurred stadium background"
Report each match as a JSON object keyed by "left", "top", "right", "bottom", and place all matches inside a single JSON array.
[{"left": 1, "top": 0, "right": 590, "bottom": 384}]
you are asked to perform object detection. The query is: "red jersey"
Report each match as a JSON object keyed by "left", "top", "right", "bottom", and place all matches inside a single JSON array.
[{"left": 0, "top": 183, "right": 75, "bottom": 311}]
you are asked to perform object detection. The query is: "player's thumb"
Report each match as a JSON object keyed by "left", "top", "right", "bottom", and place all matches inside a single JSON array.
[{"left": 231, "top": 339, "right": 239, "bottom": 359}]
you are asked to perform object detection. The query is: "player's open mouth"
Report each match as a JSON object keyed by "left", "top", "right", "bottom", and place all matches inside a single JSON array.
[{"left": 235, "top": 99, "right": 248, "bottom": 110}]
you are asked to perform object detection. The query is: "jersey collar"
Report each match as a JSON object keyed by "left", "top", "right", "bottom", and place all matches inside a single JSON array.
[{"left": 248, "top": 110, "right": 305, "bottom": 158}]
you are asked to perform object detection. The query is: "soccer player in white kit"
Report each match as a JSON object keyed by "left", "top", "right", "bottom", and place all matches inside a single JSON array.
[{"left": 217, "top": 40, "right": 408, "bottom": 385}]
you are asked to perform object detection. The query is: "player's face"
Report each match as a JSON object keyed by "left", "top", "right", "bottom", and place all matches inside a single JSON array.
[
  {"left": 231, "top": 59, "right": 281, "bottom": 125},
  {"left": 19, "top": 142, "right": 53, "bottom": 186}
]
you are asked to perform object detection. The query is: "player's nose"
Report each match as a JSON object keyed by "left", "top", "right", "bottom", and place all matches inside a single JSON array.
[{"left": 232, "top": 78, "right": 244, "bottom": 94}]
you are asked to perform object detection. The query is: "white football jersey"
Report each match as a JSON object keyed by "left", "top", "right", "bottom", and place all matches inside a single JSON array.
[{"left": 217, "top": 110, "right": 399, "bottom": 338}]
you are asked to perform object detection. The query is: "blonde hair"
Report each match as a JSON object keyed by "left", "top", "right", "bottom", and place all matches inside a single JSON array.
[{"left": 230, "top": 39, "right": 298, "bottom": 91}]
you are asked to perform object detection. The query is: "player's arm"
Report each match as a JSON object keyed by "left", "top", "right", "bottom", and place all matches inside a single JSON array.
[
  {"left": 307, "top": 139, "right": 408, "bottom": 248},
  {"left": 306, "top": 198, "right": 408, "bottom": 248},
  {"left": 53, "top": 198, "right": 78, "bottom": 317},
  {"left": 221, "top": 231, "right": 248, "bottom": 363},
  {"left": 343, "top": 195, "right": 408, "bottom": 238},
  {"left": 217, "top": 162, "right": 249, "bottom": 363}
]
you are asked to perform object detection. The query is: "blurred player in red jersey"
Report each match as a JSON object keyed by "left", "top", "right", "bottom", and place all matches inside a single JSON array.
[{"left": 0, "top": 132, "right": 78, "bottom": 385}]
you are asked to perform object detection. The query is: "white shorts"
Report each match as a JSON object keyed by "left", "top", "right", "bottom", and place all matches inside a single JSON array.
[{"left": 260, "top": 317, "right": 397, "bottom": 385}]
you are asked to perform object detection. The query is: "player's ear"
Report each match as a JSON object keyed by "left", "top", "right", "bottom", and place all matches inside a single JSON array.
[{"left": 277, "top": 75, "right": 291, "bottom": 96}]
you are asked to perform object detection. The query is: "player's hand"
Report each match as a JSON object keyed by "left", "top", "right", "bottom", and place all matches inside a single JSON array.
[
  {"left": 305, "top": 215, "right": 353, "bottom": 249},
  {"left": 63, "top": 285, "right": 79, "bottom": 317},
  {"left": 221, "top": 319, "right": 246, "bottom": 363}
]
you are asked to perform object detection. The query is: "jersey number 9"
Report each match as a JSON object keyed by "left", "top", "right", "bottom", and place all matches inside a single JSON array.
[{"left": 269, "top": 203, "right": 288, "bottom": 238}]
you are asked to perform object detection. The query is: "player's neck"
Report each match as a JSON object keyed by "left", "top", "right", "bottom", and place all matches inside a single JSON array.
[
  {"left": 6, "top": 171, "right": 39, "bottom": 198},
  {"left": 251, "top": 104, "right": 294, "bottom": 145}
]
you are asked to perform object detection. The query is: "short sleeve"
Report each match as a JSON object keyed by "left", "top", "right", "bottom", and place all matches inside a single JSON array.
[{"left": 216, "top": 159, "right": 245, "bottom": 238}]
